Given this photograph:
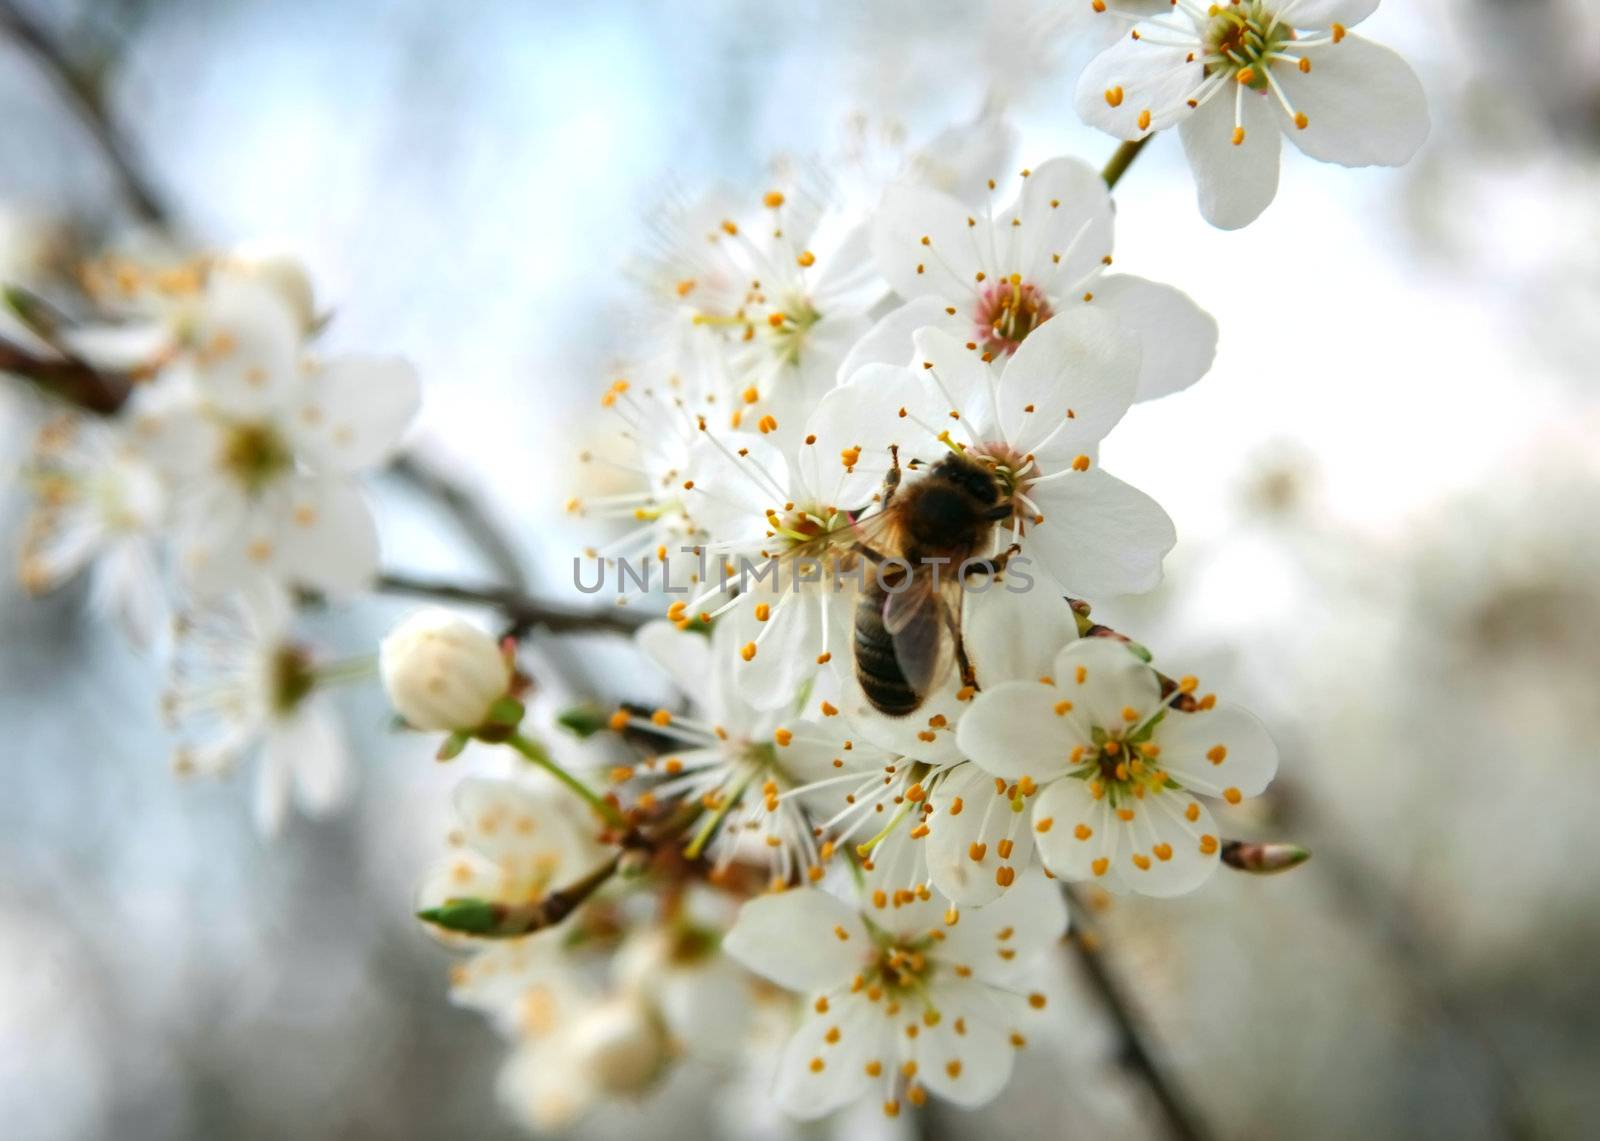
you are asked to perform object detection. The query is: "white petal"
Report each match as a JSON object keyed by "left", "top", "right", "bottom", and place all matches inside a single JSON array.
[
  {"left": 731, "top": 586, "right": 822, "bottom": 712},
  {"left": 188, "top": 278, "right": 302, "bottom": 418},
  {"left": 275, "top": 698, "right": 352, "bottom": 817},
  {"left": 838, "top": 296, "right": 960, "bottom": 379},
  {"left": 870, "top": 181, "right": 985, "bottom": 301},
  {"left": 799, "top": 364, "right": 948, "bottom": 502},
  {"left": 797, "top": 375, "right": 914, "bottom": 509},
  {"left": 173, "top": 483, "right": 256, "bottom": 597},
  {"left": 1087, "top": 275, "right": 1217, "bottom": 403},
  {"left": 1050, "top": 637, "right": 1162, "bottom": 730},
  {"left": 1033, "top": 777, "right": 1112, "bottom": 883},
  {"left": 1180, "top": 82, "right": 1283, "bottom": 230},
  {"left": 1278, "top": 36, "right": 1429, "bottom": 168},
  {"left": 1075, "top": 34, "right": 1204, "bottom": 141},
  {"left": 911, "top": 981, "right": 1017, "bottom": 1107},
  {"left": 1122, "top": 788, "right": 1221, "bottom": 897},
  {"left": 956, "top": 682, "right": 1083, "bottom": 781},
  {"left": 961, "top": 577, "right": 1081, "bottom": 689},
  {"left": 1011, "top": 156, "right": 1115, "bottom": 290},
  {"left": 903, "top": 111, "right": 1018, "bottom": 207},
  {"left": 1282, "top": 0, "right": 1380, "bottom": 28},
  {"left": 999, "top": 306, "right": 1139, "bottom": 457},
  {"left": 938, "top": 872, "right": 1068, "bottom": 985},
  {"left": 723, "top": 889, "right": 867, "bottom": 993},
  {"left": 682, "top": 432, "right": 789, "bottom": 539},
  {"left": 911, "top": 324, "right": 1002, "bottom": 435},
  {"left": 806, "top": 213, "right": 885, "bottom": 313},
  {"left": 1154, "top": 701, "right": 1279, "bottom": 798},
  {"left": 923, "top": 764, "right": 1038, "bottom": 908},
  {"left": 637, "top": 619, "right": 713, "bottom": 700},
  {"left": 290, "top": 355, "right": 420, "bottom": 471},
  {"left": 773, "top": 998, "right": 889, "bottom": 1120},
  {"left": 654, "top": 956, "right": 752, "bottom": 1062},
  {"left": 60, "top": 321, "right": 173, "bottom": 372},
  {"left": 252, "top": 739, "right": 291, "bottom": 837},
  {"left": 1024, "top": 468, "right": 1175, "bottom": 597},
  {"left": 451, "top": 777, "right": 602, "bottom": 881},
  {"left": 273, "top": 474, "right": 380, "bottom": 596}
]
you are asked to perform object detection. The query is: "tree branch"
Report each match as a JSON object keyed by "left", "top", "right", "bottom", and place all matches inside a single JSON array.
[
  {"left": 375, "top": 571, "right": 649, "bottom": 638},
  {"left": 0, "top": 332, "right": 132, "bottom": 412},
  {"left": 0, "top": 0, "right": 169, "bottom": 225},
  {"left": 386, "top": 451, "right": 531, "bottom": 592},
  {"left": 1064, "top": 886, "right": 1213, "bottom": 1141}
]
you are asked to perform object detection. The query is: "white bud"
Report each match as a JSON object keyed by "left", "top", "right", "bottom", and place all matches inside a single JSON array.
[
  {"left": 219, "top": 243, "right": 317, "bottom": 332},
  {"left": 567, "top": 995, "right": 668, "bottom": 1096},
  {"left": 379, "top": 608, "right": 509, "bottom": 731}
]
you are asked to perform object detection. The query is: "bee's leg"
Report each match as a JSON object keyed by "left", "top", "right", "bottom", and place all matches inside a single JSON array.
[
  {"left": 880, "top": 444, "right": 902, "bottom": 508},
  {"left": 960, "top": 543, "right": 1023, "bottom": 582},
  {"left": 943, "top": 603, "right": 979, "bottom": 690},
  {"left": 851, "top": 541, "right": 887, "bottom": 566}
]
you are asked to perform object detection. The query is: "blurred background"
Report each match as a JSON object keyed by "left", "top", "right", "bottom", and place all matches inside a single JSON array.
[{"left": 2, "top": 0, "right": 1598, "bottom": 1138}]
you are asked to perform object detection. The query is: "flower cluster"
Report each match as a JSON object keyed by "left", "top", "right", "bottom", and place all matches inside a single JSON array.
[
  {"left": 383, "top": 53, "right": 1431, "bottom": 1110},
  {"left": 3, "top": 4, "right": 1426, "bottom": 1133},
  {"left": 13, "top": 251, "right": 419, "bottom": 828}
]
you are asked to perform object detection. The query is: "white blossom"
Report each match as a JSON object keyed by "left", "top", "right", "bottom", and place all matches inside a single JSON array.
[
  {"left": 611, "top": 620, "right": 867, "bottom": 883},
  {"left": 147, "top": 276, "right": 418, "bottom": 596},
  {"left": 823, "top": 310, "right": 1174, "bottom": 599},
  {"left": 18, "top": 414, "right": 170, "bottom": 646},
  {"left": 674, "top": 387, "right": 886, "bottom": 709},
  {"left": 857, "top": 155, "right": 1217, "bottom": 402},
  {"left": 162, "top": 582, "right": 353, "bottom": 835},
  {"left": 1075, "top": 0, "right": 1429, "bottom": 228},
  {"left": 497, "top": 992, "right": 671, "bottom": 1131},
  {"left": 957, "top": 636, "right": 1278, "bottom": 896},
  {"left": 723, "top": 871, "right": 1068, "bottom": 1118},
  {"left": 419, "top": 776, "right": 609, "bottom": 1034}
]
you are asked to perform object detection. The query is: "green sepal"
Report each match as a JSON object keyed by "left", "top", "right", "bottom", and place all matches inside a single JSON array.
[
  {"left": 556, "top": 703, "right": 610, "bottom": 739},
  {"left": 2, "top": 284, "right": 67, "bottom": 342},
  {"left": 417, "top": 898, "right": 502, "bottom": 935},
  {"left": 485, "top": 696, "right": 525, "bottom": 728},
  {"left": 435, "top": 731, "right": 470, "bottom": 762}
]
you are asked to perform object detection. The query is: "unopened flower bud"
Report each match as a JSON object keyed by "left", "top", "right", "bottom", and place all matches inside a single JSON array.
[
  {"left": 380, "top": 608, "right": 509, "bottom": 731},
  {"left": 568, "top": 995, "right": 668, "bottom": 1096},
  {"left": 1220, "top": 839, "right": 1310, "bottom": 875},
  {"left": 220, "top": 243, "right": 318, "bottom": 332}
]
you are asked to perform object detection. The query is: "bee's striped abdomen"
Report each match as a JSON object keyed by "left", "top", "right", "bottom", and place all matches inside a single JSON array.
[{"left": 853, "top": 580, "right": 924, "bottom": 717}]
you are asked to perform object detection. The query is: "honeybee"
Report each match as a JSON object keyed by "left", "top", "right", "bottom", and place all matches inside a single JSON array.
[{"left": 850, "top": 447, "right": 1018, "bottom": 717}]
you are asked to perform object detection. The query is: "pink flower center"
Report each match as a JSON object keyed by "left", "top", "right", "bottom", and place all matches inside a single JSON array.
[{"left": 973, "top": 277, "right": 1052, "bottom": 356}]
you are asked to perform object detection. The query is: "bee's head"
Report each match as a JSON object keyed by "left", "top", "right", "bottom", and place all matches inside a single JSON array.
[{"left": 925, "top": 453, "right": 1006, "bottom": 507}]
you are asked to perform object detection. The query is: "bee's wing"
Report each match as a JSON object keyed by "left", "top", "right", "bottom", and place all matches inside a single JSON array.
[{"left": 881, "top": 569, "right": 965, "bottom": 700}]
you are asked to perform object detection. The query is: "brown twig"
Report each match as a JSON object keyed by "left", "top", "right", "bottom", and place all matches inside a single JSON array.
[
  {"left": 0, "top": 332, "right": 132, "bottom": 412},
  {"left": 375, "top": 571, "right": 649, "bottom": 638},
  {"left": 386, "top": 452, "right": 531, "bottom": 592},
  {"left": 1064, "top": 886, "right": 1213, "bottom": 1141},
  {"left": 0, "top": 0, "right": 169, "bottom": 225}
]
